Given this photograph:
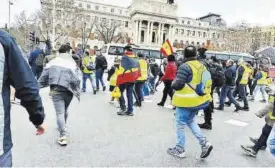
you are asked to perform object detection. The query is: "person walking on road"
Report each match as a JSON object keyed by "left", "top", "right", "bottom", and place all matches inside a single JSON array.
[
  {"left": 234, "top": 59, "right": 250, "bottom": 111},
  {"left": 39, "top": 44, "right": 80, "bottom": 146},
  {"left": 107, "top": 58, "right": 120, "bottom": 104},
  {"left": 241, "top": 90, "right": 275, "bottom": 157},
  {"left": 168, "top": 45, "right": 213, "bottom": 159},
  {"left": 216, "top": 59, "right": 241, "bottom": 112},
  {"left": 157, "top": 55, "right": 177, "bottom": 107},
  {"left": 0, "top": 30, "right": 45, "bottom": 167},
  {"left": 116, "top": 45, "right": 140, "bottom": 116},
  {"left": 250, "top": 65, "right": 268, "bottom": 103},
  {"left": 134, "top": 52, "right": 148, "bottom": 107},
  {"left": 95, "top": 49, "right": 107, "bottom": 91},
  {"left": 82, "top": 51, "right": 97, "bottom": 94},
  {"left": 28, "top": 46, "right": 45, "bottom": 79},
  {"left": 197, "top": 48, "right": 224, "bottom": 130}
]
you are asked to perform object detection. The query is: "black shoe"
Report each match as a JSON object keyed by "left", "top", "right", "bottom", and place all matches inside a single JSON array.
[
  {"left": 93, "top": 90, "right": 96, "bottom": 95},
  {"left": 201, "top": 142, "right": 213, "bottom": 158},
  {"left": 157, "top": 102, "right": 164, "bottom": 107},
  {"left": 82, "top": 89, "right": 86, "bottom": 92},
  {"left": 249, "top": 137, "right": 266, "bottom": 150},
  {"left": 125, "top": 112, "right": 134, "bottom": 116},
  {"left": 234, "top": 106, "right": 242, "bottom": 112},
  {"left": 215, "top": 106, "right": 224, "bottom": 111},
  {"left": 134, "top": 102, "right": 142, "bottom": 107},
  {"left": 198, "top": 123, "right": 212, "bottom": 130},
  {"left": 237, "top": 98, "right": 242, "bottom": 102},
  {"left": 117, "top": 109, "right": 127, "bottom": 115},
  {"left": 103, "top": 86, "right": 106, "bottom": 91},
  {"left": 241, "top": 145, "right": 257, "bottom": 157},
  {"left": 225, "top": 102, "right": 231, "bottom": 107},
  {"left": 96, "top": 88, "right": 99, "bottom": 91},
  {"left": 173, "top": 106, "right": 176, "bottom": 110},
  {"left": 242, "top": 106, "right": 250, "bottom": 111}
]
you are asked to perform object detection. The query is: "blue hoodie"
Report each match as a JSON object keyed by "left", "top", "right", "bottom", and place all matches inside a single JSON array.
[{"left": 0, "top": 30, "right": 45, "bottom": 156}]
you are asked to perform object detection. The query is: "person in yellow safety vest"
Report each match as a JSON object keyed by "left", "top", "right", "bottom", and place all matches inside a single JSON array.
[
  {"left": 235, "top": 59, "right": 250, "bottom": 111},
  {"left": 247, "top": 63, "right": 254, "bottom": 96},
  {"left": 82, "top": 51, "right": 97, "bottom": 94},
  {"left": 107, "top": 58, "right": 120, "bottom": 104},
  {"left": 167, "top": 45, "right": 213, "bottom": 159},
  {"left": 134, "top": 52, "right": 148, "bottom": 107},
  {"left": 241, "top": 92, "right": 275, "bottom": 157},
  {"left": 250, "top": 65, "right": 268, "bottom": 103}
]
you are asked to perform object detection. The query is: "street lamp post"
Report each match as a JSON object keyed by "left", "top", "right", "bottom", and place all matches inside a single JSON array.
[
  {"left": 8, "top": 0, "right": 13, "bottom": 32},
  {"left": 52, "top": 0, "right": 56, "bottom": 49}
]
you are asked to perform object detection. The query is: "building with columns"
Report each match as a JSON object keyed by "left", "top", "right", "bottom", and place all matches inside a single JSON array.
[{"left": 41, "top": 0, "right": 227, "bottom": 48}]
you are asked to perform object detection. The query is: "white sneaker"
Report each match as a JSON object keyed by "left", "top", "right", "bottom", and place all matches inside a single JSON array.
[{"left": 57, "top": 137, "right": 68, "bottom": 146}]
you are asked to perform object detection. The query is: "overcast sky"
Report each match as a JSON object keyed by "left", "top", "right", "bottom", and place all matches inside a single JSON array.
[{"left": 1, "top": 0, "right": 275, "bottom": 27}]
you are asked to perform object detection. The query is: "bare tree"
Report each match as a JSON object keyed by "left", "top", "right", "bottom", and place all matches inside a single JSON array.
[{"left": 95, "top": 21, "right": 123, "bottom": 44}]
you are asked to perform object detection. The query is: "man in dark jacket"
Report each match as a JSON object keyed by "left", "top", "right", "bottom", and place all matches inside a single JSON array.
[
  {"left": 95, "top": 49, "right": 107, "bottom": 91},
  {"left": 29, "top": 46, "right": 44, "bottom": 78},
  {"left": 0, "top": 30, "right": 45, "bottom": 167},
  {"left": 197, "top": 48, "right": 223, "bottom": 130},
  {"left": 216, "top": 59, "right": 241, "bottom": 112}
]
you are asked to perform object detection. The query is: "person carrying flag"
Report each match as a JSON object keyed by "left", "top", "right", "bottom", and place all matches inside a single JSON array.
[{"left": 117, "top": 45, "right": 140, "bottom": 116}]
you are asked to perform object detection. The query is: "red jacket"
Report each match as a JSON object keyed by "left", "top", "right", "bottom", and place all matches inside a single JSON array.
[{"left": 161, "top": 61, "right": 177, "bottom": 81}]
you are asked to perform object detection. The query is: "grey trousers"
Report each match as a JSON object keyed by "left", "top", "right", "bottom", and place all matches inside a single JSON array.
[
  {"left": 0, "top": 150, "right": 12, "bottom": 167},
  {"left": 52, "top": 92, "right": 73, "bottom": 137}
]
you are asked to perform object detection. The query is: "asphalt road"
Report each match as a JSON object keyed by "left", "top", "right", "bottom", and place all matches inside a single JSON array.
[{"left": 10, "top": 85, "right": 274, "bottom": 167}]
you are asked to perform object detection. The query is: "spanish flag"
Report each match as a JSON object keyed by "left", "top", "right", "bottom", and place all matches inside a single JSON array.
[
  {"left": 160, "top": 40, "right": 173, "bottom": 56},
  {"left": 116, "top": 51, "right": 141, "bottom": 85}
]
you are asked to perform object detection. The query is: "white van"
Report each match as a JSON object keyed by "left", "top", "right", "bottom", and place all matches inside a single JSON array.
[{"left": 101, "top": 44, "right": 164, "bottom": 69}]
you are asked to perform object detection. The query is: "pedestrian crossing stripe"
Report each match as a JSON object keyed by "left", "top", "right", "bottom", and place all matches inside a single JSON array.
[
  {"left": 224, "top": 119, "right": 249, "bottom": 127},
  {"left": 165, "top": 105, "right": 174, "bottom": 109},
  {"left": 144, "top": 100, "right": 153, "bottom": 103}
]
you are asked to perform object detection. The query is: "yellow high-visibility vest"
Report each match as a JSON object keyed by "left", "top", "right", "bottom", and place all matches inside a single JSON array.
[
  {"left": 172, "top": 60, "right": 212, "bottom": 108},
  {"left": 82, "top": 56, "right": 96, "bottom": 74},
  {"left": 110, "top": 68, "right": 119, "bottom": 87},
  {"left": 240, "top": 64, "right": 250, "bottom": 85},
  {"left": 137, "top": 59, "right": 148, "bottom": 81},
  {"left": 257, "top": 71, "right": 268, "bottom": 85},
  {"left": 268, "top": 95, "right": 275, "bottom": 120}
]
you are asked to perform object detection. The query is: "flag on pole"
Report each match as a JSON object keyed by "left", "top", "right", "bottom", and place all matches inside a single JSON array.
[{"left": 160, "top": 40, "right": 173, "bottom": 56}]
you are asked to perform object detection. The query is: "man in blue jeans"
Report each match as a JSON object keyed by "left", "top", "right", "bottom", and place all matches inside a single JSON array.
[
  {"left": 168, "top": 46, "right": 213, "bottom": 159},
  {"left": 116, "top": 45, "right": 140, "bottom": 116},
  {"left": 95, "top": 49, "right": 107, "bottom": 91},
  {"left": 216, "top": 59, "right": 241, "bottom": 112},
  {"left": 0, "top": 30, "right": 45, "bottom": 167}
]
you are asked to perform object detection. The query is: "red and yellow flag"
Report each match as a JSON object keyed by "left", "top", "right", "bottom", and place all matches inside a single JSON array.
[{"left": 160, "top": 40, "right": 173, "bottom": 56}]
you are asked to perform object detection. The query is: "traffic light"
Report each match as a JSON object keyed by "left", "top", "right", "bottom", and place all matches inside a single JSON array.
[{"left": 29, "top": 32, "right": 35, "bottom": 42}]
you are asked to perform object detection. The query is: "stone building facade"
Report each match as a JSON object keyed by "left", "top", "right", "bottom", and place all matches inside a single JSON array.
[{"left": 41, "top": 0, "right": 227, "bottom": 48}]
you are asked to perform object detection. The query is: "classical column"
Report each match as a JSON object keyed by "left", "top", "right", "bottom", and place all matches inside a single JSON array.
[
  {"left": 147, "top": 21, "right": 150, "bottom": 45},
  {"left": 138, "top": 20, "right": 142, "bottom": 44},
  {"left": 170, "top": 26, "right": 174, "bottom": 44},
  {"left": 158, "top": 23, "right": 161, "bottom": 45},
  {"left": 150, "top": 22, "right": 154, "bottom": 44},
  {"left": 135, "top": 20, "right": 138, "bottom": 44},
  {"left": 168, "top": 25, "right": 171, "bottom": 41},
  {"left": 161, "top": 24, "right": 165, "bottom": 44}
]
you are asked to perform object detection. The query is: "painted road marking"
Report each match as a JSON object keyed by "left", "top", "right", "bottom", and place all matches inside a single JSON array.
[{"left": 225, "top": 119, "right": 249, "bottom": 127}]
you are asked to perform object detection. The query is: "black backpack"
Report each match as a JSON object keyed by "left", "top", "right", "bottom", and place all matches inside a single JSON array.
[
  {"left": 201, "top": 60, "right": 225, "bottom": 87},
  {"left": 35, "top": 53, "right": 45, "bottom": 67}
]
